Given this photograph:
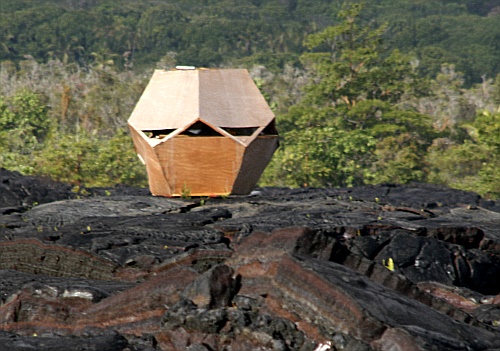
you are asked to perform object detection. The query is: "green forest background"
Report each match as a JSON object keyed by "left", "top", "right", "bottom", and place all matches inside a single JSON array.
[{"left": 0, "top": 0, "right": 499, "bottom": 198}]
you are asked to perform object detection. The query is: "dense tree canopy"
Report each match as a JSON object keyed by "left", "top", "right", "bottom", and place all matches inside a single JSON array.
[
  {"left": 261, "top": 4, "right": 440, "bottom": 188},
  {"left": 0, "top": 0, "right": 499, "bottom": 82}
]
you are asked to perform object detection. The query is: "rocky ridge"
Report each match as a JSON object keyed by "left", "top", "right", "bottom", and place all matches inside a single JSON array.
[{"left": 0, "top": 168, "right": 500, "bottom": 350}]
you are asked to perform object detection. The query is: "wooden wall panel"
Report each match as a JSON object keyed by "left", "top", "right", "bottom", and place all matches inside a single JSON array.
[
  {"left": 232, "top": 136, "right": 279, "bottom": 195},
  {"left": 128, "top": 127, "right": 172, "bottom": 196},
  {"left": 155, "top": 136, "right": 244, "bottom": 196}
]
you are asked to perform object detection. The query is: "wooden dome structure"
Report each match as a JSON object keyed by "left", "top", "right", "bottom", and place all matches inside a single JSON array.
[{"left": 128, "top": 68, "right": 279, "bottom": 197}]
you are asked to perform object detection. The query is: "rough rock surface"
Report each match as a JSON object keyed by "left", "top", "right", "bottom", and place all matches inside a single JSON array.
[{"left": 1, "top": 168, "right": 500, "bottom": 350}]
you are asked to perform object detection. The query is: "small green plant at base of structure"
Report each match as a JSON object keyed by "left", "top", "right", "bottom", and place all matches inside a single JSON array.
[{"left": 181, "top": 183, "right": 191, "bottom": 199}]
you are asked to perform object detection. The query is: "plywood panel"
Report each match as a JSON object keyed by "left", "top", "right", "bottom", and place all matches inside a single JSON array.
[
  {"left": 155, "top": 136, "right": 244, "bottom": 196},
  {"left": 232, "top": 136, "right": 279, "bottom": 195},
  {"left": 128, "top": 70, "right": 199, "bottom": 130},
  {"left": 128, "top": 126, "right": 172, "bottom": 196},
  {"left": 199, "top": 69, "right": 275, "bottom": 128}
]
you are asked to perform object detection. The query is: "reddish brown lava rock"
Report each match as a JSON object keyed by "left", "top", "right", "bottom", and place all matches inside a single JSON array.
[
  {"left": 75, "top": 266, "right": 200, "bottom": 334},
  {"left": 0, "top": 265, "right": 199, "bottom": 337}
]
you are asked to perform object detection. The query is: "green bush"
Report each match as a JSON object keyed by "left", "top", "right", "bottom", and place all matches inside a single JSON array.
[
  {"left": 427, "top": 109, "right": 500, "bottom": 199},
  {"left": 33, "top": 130, "right": 147, "bottom": 188},
  {"left": 0, "top": 90, "right": 50, "bottom": 173}
]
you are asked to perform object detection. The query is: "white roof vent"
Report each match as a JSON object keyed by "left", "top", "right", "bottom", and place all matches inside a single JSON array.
[{"left": 175, "top": 65, "right": 196, "bottom": 70}]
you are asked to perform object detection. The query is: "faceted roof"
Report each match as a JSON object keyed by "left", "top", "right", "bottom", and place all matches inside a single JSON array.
[{"left": 128, "top": 68, "right": 275, "bottom": 131}]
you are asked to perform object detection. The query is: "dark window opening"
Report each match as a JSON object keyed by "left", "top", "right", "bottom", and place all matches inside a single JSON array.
[
  {"left": 180, "top": 121, "right": 222, "bottom": 137},
  {"left": 262, "top": 121, "right": 278, "bottom": 135},
  {"left": 221, "top": 127, "right": 258, "bottom": 136},
  {"left": 143, "top": 129, "right": 176, "bottom": 139}
]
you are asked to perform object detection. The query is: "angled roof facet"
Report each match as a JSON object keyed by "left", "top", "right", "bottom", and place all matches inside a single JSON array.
[{"left": 128, "top": 69, "right": 275, "bottom": 131}]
